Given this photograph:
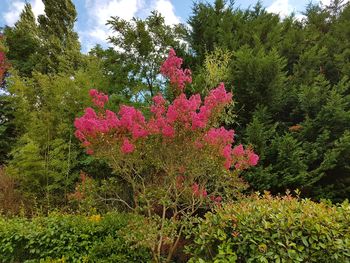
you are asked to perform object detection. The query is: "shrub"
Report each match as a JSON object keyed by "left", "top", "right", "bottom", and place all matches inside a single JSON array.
[
  {"left": 0, "top": 212, "right": 152, "bottom": 262},
  {"left": 188, "top": 193, "right": 350, "bottom": 262},
  {"left": 74, "top": 49, "right": 259, "bottom": 262}
]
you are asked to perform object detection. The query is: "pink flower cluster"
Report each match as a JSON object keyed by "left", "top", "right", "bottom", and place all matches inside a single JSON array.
[
  {"left": 89, "top": 89, "right": 109, "bottom": 108},
  {"left": 148, "top": 82, "right": 232, "bottom": 137},
  {"left": 232, "top": 144, "right": 259, "bottom": 169},
  {"left": 160, "top": 48, "right": 192, "bottom": 92},
  {"left": 75, "top": 83, "right": 258, "bottom": 169},
  {"left": 201, "top": 126, "right": 259, "bottom": 170},
  {"left": 74, "top": 91, "right": 148, "bottom": 154}
]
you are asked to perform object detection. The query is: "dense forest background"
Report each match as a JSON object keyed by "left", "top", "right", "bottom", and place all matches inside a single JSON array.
[{"left": 1, "top": 0, "right": 349, "bottom": 214}]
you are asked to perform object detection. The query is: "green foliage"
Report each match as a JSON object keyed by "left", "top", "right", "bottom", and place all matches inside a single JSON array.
[
  {"left": 188, "top": 193, "right": 350, "bottom": 262},
  {"left": 0, "top": 212, "right": 152, "bottom": 263},
  {"left": 5, "top": 63, "right": 110, "bottom": 208},
  {"left": 230, "top": 47, "right": 286, "bottom": 124},
  {"left": 193, "top": 47, "right": 233, "bottom": 93}
]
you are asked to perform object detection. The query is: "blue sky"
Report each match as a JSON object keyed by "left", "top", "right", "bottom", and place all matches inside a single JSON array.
[{"left": 0, "top": 0, "right": 334, "bottom": 52}]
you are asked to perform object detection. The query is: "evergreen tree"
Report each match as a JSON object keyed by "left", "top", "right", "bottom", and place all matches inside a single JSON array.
[
  {"left": 37, "top": 0, "right": 82, "bottom": 74},
  {"left": 4, "top": 3, "right": 39, "bottom": 77},
  {"left": 0, "top": 35, "right": 15, "bottom": 164},
  {"left": 189, "top": 0, "right": 350, "bottom": 201}
]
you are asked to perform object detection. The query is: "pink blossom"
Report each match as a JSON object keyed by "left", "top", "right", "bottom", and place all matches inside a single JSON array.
[
  {"left": 247, "top": 150, "right": 259, "bottom": 166},
  {"left": 194, "top": 140, "right": 204, "bottom": 149},
  {"left": 235, "top": 162, "right": 243, "bottom": 170},
  {"left": 89, "top": 89, "right": 109, "bottom": 108},
  {"left": 160, "top": 48, "right": 192, "bottom": 92},
  {"left": 210, "top": 195, "right": 222, "bottom": 204},
  {"left": 82, "top": 141, "right": 91, "bottom": 147},
  {"left": 85, "top": 107, "right": 97, "bottom": 118},
  {"left": 153, "top": 93, "right": 166, "bottom": 105},
  {"left": 205, "top": 127, "right": 234, "bottom": 146},
  {"left": 215, "top": 196, "right": 222, "bottom": 202},
  {"left": 162, "top": 125, "right": 175, "bottom": 138},
  {"left": 151, "top": 94, "right": 166, "bottom": 117},
  {"left": 232, "top": 144, "right": 245, "bottom": 157},
  {"left": 74, "top": 130, "right": 85, "bottom": 141},
  {"left": 105, "top": 110, "right": 119, "bottom": 129},
  {"left": 121, "top": 138, "right": 135, "bottom": 154},
  {"left": 204, "top": 83, "right": 232, "bottom": 111},
  {"left": 223, "top": 145, "right": 233, "bottom": 170},
  {"left": 131, "top": 124, "right": 149, "bottom": 139}
]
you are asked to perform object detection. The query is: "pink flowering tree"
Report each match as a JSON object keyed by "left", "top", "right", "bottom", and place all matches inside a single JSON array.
[{"left": 74, "top": 48, "right": 258, "bottom": 262}]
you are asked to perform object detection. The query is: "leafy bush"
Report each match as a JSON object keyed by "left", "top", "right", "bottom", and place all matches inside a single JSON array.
[
  {"left": 188, "top": 193, "right": 350, "bottom": 262},
  {"left": 0, "top": 212, "right": 152, "bottom": 262}
]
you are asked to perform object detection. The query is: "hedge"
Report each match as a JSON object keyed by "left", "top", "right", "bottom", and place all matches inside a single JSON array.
[
  {"left": 0, "top": 212, "right": 152, "bottom": 262},
  {"left": 188, "top": 193, "right": 350, "bottom": 263}
]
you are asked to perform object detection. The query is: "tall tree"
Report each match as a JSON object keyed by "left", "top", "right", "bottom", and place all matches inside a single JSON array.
[
  {"left": 37, "top": 0, "right": 82, "bottom": 74},
  {"left": 3, "top": 3, "right": 39, "bottom": 77}
]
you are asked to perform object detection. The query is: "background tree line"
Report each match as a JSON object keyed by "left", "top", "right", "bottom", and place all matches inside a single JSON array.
[{"left": 0, "top": 0, "right": 349, "bottom": 213}]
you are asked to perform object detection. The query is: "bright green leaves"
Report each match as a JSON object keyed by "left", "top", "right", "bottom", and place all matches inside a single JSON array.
[{"left": 188, "top": 193, "right": 350, "bottom": 262}]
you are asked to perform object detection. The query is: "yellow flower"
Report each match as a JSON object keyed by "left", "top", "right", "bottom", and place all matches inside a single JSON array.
[{"left": 89, "top": 214, "right": 102, "bottom": 223}]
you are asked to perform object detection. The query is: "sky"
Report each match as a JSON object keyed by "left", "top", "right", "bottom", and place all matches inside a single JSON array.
[{"left": 0, "top": 0, "right": 339, "bottom": 53}]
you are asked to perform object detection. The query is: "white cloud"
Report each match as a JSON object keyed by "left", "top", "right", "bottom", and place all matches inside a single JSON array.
[
  {"left": 154, "top": 0, "right": 180, "bottom": 25},
  {"left": 4, "top": 1, "right": 25, "bottom": 26},
  {"left": 295, "top": 13, "right": 306, "bottom": 21},
  {"left": 3, "top": 0, "right": 44, "bottom": 26},
  {"left": 31, "top": 0, "right": 45, "bottom": 18},
  {"left": 267, "top": 0, "right": 293, "bottom": 18},
  {"left": 81, "top": 0, "right": 144, "bottom": 51}
]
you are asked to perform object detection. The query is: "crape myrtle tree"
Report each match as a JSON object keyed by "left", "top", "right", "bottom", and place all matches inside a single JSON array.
[{"left": 74, "top": 49, "right": 258, "bottom": 262}]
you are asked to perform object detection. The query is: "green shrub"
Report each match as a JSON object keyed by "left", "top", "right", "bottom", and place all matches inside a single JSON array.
[
  {"left": 0, "top": 212, "right": 152, "bottom": 262},
  {"left": 188, "top": 193, "right": 350, "bottom": 262}
]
